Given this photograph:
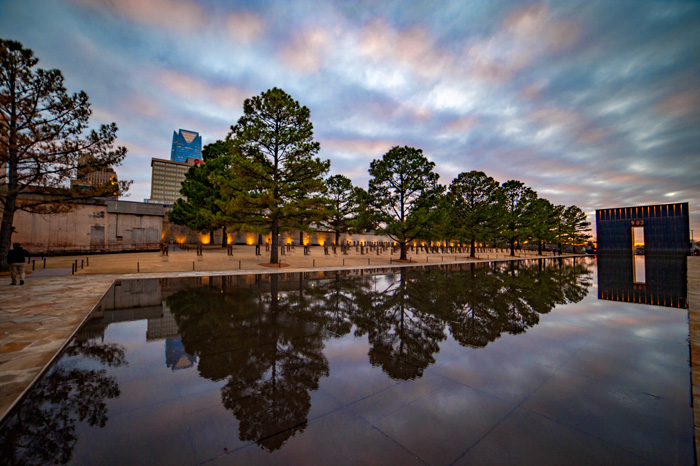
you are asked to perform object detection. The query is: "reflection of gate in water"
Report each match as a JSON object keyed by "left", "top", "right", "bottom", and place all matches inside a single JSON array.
[{"left": 598, "top": 255, "right": 687, "bottom": 309}]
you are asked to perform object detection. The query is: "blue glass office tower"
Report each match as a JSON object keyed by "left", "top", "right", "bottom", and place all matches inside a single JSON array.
[{"left": 170, "top": 129, "right": 202, "bottom": 163}]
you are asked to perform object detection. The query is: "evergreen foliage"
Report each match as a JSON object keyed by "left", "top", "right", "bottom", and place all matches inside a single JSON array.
[
  {"left": 0, "top": 39, "right": 129, "bottom": 270},
  {"left": 321, "top": 174, "right": 358, "bottom": 245},
  {"left": 367, "top": 146, "right": 443, "bottom": 260},
  {"left": 499, "top": 180, "right": 537, "bottom": 256},
  {"left": 169, "top": 155, "right": 234, "bottom": 247},
  {"left": 448, "top": 171, "right": 502, "bottom": 257},
  {"left": 216, "top": 88, "right": 329, "bottom": 263}
]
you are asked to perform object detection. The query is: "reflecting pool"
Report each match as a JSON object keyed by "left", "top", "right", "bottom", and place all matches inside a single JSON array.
[{"left": 0, "top": 258, "right": 692, "bottom": 465}]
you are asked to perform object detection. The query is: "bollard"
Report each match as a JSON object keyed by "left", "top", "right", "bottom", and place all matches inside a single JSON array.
[
  {"left": 137, "top": 262, "right": 140, "bottom": 273},
  {"left": 86, "top": 257, "right": 89, "bottom": 267},
  {"left": 368, "top": 258, "right": 370, "bottom": 265},
  {"left": 32, "top": 260, "right": 35, "bottom": 271},
  {"left": 71, "top": 263, "right": 75, "bottom": 275},
  {"left": 343, "top": 258, "right": 345, "bottom": 266},
  {"left": 239, "top": 260, "right": 241, "bottom": 269},
  {"left": 43, "top": 257, "right": 46, "bottom": 268},
  {"left": 193, "top": 261, "right": 195, "bottom": 271},
  {"left": 81, "top": 259, "right": 84, "bottom": 269},
  {"left": 313, "top": 259, "right": 315, "bottom": 267}
]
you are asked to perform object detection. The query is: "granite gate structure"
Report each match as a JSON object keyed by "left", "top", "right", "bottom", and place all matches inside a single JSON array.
[{"left": 596, "top": 202, "right": 690, "bottom": 255}]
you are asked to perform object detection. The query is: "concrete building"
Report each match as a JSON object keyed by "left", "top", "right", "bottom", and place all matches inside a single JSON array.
[
  {"left": 6, "top": 193, "right": 165, "bottom": 254},
  {"left": 148, "top": 157, "right": 201, "bottom": 205},
  {"left": 170, "top": 129, "right": 202, "bottom": 163},
  {"left": 70, "top": 155, "right": 118, "bottom": 198}
]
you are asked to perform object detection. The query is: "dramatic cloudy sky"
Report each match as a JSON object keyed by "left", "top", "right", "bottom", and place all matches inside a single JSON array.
[{"left": 2, "top": 0, "right": 699, "bottom": 236}]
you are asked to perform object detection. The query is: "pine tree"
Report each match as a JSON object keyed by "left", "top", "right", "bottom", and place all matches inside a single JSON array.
[
  {"left": 0, "top": 39, "right": 128, "bottom": 270},
  {"left": 217, "top": 88, "right": 329, "bottom": 264},
  {"left": 367, "top": 146, "right": 443, "bottom": 260}
]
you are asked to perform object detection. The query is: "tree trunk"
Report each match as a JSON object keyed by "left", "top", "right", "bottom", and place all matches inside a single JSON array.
[
  {"left": 209, "top": 231, "right": 214, "bottom": 244},
  {"left": 400, "top": 241, "right": 407, "bottom": 260},
  {"left": 0, "top": 192, "right": 18, "bottom": 271},
  {"left": 510, "top": 239, "right": 515, "bottom": 257},
  {"left": 335, "top": 230, "right": 340, "bottom": 246},
  {"left": 270, "top": 218, "right": 279, "bottom": 264},
  {"left": 538, "top": 240, "right": 543, "bottom": 255},
  {"left": 221, "top": 226, "right": 227, "bottom": 247},
  {"left": 299, "top": 230, "right": 304, "bottom": 246},
  {"left": 470, "top": 238, "right": 476, "bottom": 258}
]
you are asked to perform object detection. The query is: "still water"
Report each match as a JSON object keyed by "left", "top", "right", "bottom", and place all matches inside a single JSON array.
[{"left": 0, "top": 258, "right": 692, "bottom": 465}]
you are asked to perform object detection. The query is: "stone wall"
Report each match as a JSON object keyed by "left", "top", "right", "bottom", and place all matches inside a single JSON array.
[
  {"left": 6, "top": 197, "right": 165, "bottom": 254},
  {"left": 6, "top": 194, "right": 396, "bottom": 254}
]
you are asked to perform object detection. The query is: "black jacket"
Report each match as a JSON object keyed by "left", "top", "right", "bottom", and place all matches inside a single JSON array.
[{"left": 7, "top": 247, "right": 30, "bottom": 264}]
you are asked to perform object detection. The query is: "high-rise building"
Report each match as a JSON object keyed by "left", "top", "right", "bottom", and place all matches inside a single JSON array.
[
  {"left": 148, "top": 156, "right": 201, "bottom": 204},
  {"left": 170, "top": 129, "right": 202, "bottom": 163},
  {"left": 70, "top": 154, "right": 119, "bottom": 198}
]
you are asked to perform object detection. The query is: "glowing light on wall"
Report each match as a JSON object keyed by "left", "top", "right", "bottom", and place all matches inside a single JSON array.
[
  {"left": 175, "top": 236, "right": 186, "bottom": 244},
  {"left": 319, "top": 239, "right": 325, "bottom": 246},
  {"left": 287, "top": 238, "right": 293, "bottom": 245},
  {"left": 245, "top": 234, "right": 256, "bottom": 245},
  {"left": 200, "top": 235, "right": 210, "bottom": 245}
]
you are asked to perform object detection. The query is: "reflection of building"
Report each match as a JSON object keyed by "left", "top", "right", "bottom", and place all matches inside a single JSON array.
[
  {"left": 165, "top": 338, "right": 197, "bottom": 371},
  {"left": 171, "top": 129, "right": 202, "bottom": 163},
  {"left": 596, "top": 203, "right": 690, "bottom": 254},
  {"left": 147, "top": 305, "right": 197, "bottom": 371},
  {"left": 597, "top": 255, "right": 687, "bottom": 308},
  {"left": 147, "top": 157, "right": 201, "bottom": 205}
]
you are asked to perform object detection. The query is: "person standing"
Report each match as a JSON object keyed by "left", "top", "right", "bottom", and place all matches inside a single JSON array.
[{"left": 7, "top": 243, "right": 30, "bottom": 285}]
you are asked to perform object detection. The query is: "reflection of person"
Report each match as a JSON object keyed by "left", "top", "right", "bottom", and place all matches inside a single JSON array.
[{"left": 8, "top": 243, "right": 30, "bottom": 285}]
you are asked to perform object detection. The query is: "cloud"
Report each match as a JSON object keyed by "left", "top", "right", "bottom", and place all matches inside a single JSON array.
[
  {"left": 503, "top": 3, "right": 580, "bottom": 53},
  {"left": 359, "top": 19, "right": 454, "bottom": 80},
  {"left": 441, "top": 116, "right": 478, "bottom": 134},
  {"left": 124, "top": 94, "right": 165, "bottom": 119},
  {"left": 72, "top": 0, "right": 205, "bottom": 32},
  {"left": 465, "top": 3, "right": 581, "bottom": 82},
  {"left": 657, "top": 89, "right": 700, "bottom": 119},
  {"left": 279, "top": 29, "right": 331, "bottom": 74},
  {"left": 520, "top": 81, "right": 547, "bottom": 100},
  {"left": 528, "top": 107, "right": 608, "bottom": 146},
  {"left": 225, "top": 12, "right": 264, "bottom": 43},
  {"left": 158, "top": 70, "right": 249, "bottom": 111},
  {"left": 321, "top": 138, "right": 398, "bottom": 158}
]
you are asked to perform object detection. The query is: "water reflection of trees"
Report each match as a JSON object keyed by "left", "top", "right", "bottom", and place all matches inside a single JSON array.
[
  {"left": 168, "top": 275, "right": 331, "bottom": 451},
  {"left": 438, "top": 259, "right": 591, "bottom": 348},
  {"left": 351, "top": 268, "right": 446, "bottom": 380},
  {"left": 0, "top": 337, "right": 126, "bottom": 465},
  {"left": 165, "top": 259, "right": 591, "bottom": 451}
]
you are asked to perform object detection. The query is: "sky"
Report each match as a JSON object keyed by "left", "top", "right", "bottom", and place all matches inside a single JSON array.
[{"left": 2, "top": 0, "right": 699, "bottom": 237}]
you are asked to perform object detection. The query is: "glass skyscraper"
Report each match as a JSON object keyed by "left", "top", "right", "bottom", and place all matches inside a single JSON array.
[{"left": 170, "top": 129, "right": 202, "bottom": 163}]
